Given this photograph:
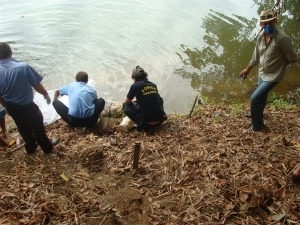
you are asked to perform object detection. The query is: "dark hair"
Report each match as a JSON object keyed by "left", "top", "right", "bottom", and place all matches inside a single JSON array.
[
  {"left": 75, "top": 71, "right": 88, "bottom": 83},
  {"left": 131, "top": 65, "right": 148, "bottom": 80},
  {"left": 0, "top": 42, "right": 12, "bottom": 60}
]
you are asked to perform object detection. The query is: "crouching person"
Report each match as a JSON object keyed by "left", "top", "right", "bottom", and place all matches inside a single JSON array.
[
  {"left": 121, "top": 65, "right": 167, "bottom": 132},
  {"left": 53, "top": 71, "right": 105, "bottom": 128}
]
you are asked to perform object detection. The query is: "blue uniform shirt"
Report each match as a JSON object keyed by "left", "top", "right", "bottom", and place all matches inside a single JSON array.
[
  {"left": 0, "top": 58, "right": 43, "bottom": 105},
  {"left": 59, "top": 82, "right": 97, "bottom": 118}
]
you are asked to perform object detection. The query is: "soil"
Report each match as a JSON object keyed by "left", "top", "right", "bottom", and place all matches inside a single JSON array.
[{"left": 0, "top": 104, "right": 300, "bottom": 225}]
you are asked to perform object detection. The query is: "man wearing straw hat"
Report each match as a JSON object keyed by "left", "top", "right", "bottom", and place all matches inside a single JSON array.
[{"left": 239, "top": 8, "right": 299, "bottom": 132}]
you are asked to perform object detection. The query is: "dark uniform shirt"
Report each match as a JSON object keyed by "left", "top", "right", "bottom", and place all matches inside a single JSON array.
[{"left": 127, "top": 78, "right": 165, "bottom": 123}]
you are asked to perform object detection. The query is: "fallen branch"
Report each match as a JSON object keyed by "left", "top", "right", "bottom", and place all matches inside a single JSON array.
[{"left": 2, "top": 143, "right": 25, "bottom": 154}]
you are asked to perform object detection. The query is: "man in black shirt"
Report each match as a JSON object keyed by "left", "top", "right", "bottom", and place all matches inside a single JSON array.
[{"left": 122, "top": 65, "right": 167, "bottom": 130}]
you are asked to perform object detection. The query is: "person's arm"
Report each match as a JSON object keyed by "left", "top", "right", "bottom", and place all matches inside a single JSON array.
[
  {"left": 240, "top": 65, "right": 253, "bottom": 79},
  {"left": 280, "top": 36, "right": 298, "bottom": 63},
  {"left": 0, "top": 97, "right": 6, "bottom": 108},
  {"left": 34, "top": 83, "right": 48, "bottom": 96},
  {"left": 124, "top": 84, "right": 135, "bottom": 104},
  {"left": 34, "top": 83, "right": 51, "bottom": 104},
  {"left": 53, "top": 90, "right": 60, "bottom": 100},
  {"left": 239, "top": 42, "right": 259, "bottom": 79},
  {"left": 124, "top": 97, "right": 132, "bottom": 104}
]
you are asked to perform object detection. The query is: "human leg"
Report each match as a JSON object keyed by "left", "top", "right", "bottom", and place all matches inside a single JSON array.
[
  {"left": 0, "top": 108, "right": 7, "bottom": 136},
  {"left": 52, "top": 100, "right": 70, "bottom": 125},
  {"left": 5, "top": 103, "right": 38, "bottom": 153},
  {"left": 250, "top": 79, "right": 277, "bottom": 131},
  {"left": 89, "top": 98, "right": 105, "bottom": 126},
  {"left": 29, "top": 103, "right": 53, "bottom": 153},
  {"left": 94, "top": 98, "right": 105, "bottom": 116},
  {"left": 292, "top": 164, "right": 300, "bottom": 185},
  {"left": 0, "top": 118, "right": 6, "bottom": 136},
  {"left": 122, "top": 102, "right": 141, "bottom": 124},
  {"left": 67, "top": 98, "right": 105, "bottom": 128},
  {"left": 0, "top": 108, "right": 8, "bottom": 146}
]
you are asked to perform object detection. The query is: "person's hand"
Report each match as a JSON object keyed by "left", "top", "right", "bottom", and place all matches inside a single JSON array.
[
  {"left": 239, "top": 69, "right": 248, "bottom": 79},
  {"left": 53, "top": 90, "right": 60, "bottom": 101},
  {"left": 239, "top": 66, "right": 253, "bottom": 79},
  {"left": 44, "top": 94, "right": 51, "bottom": 105}
]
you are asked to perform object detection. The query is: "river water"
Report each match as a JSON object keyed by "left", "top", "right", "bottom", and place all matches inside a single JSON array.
[{"left": 0, "top": 0, "right": 299, "bottom": 114}]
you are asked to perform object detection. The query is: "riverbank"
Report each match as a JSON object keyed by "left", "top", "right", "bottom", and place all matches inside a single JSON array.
[{"left": 0, "top": 103, "right": 300, "bottom": 224}]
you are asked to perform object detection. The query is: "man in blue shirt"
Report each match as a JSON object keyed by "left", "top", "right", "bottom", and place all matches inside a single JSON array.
[
  {"left": 52, "top": 71, "right": 105, "bottom": 128},
  {"left": 0, "top": 42, "right": 59, "bottom": 154}
]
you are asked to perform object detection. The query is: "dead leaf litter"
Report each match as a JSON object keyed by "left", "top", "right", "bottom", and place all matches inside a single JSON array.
[{"left": 0, "top": 104, "right": 300, "bottom": 225}]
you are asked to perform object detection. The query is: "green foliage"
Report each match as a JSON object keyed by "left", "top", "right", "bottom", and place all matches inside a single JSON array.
[
  {"left": 268, "top": 92, "right": 297, "bottom": 109},
  {"left": 190, "top": 88, "right": 300, "bottom": 118},
  {"left": 188, "top": 94, "right": 209, "bottom": 116},
  {"left": 229, "top": 103, "right": 245, "bottom": 116},
  {"left": 213, "top": 115, "right": 223, "bottom": 123},
  {"left": 285, "top": 88, "right": 300, "bottom": 105}
]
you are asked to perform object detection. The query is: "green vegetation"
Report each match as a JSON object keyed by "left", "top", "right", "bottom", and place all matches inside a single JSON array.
[
  {"left": 190, "top": 88, "right": 300, "bottom": 119},
  {"left": 229, "top": 102, "right": 245, "bottom": 116},
  {"left": 268, "top": 91, "right": 299, "bottom": 109}
]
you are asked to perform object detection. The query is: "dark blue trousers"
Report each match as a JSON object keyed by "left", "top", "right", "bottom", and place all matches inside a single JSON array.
[
  {"left": 53, "top": 98, "right": 105, "bottom": 127},
  {"left": 250, "top": 77, "right": 278, "bottom": 130},
  {"left": 6, "top": 101, "right": 53, "bottom": 154}
]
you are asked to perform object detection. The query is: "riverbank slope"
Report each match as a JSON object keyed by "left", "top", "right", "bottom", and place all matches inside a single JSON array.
[{"left": 0, "top": 104, "right": 299, "bottom": 225}]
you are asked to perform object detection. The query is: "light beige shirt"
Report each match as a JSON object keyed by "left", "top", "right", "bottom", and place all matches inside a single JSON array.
[{"left": 249, "top": 28, "right": 298, "bottom": 82}]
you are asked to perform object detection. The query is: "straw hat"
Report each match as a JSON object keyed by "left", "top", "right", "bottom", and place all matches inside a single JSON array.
[{"left": 260, "top": 9, "right": 277, "bottom": 22}]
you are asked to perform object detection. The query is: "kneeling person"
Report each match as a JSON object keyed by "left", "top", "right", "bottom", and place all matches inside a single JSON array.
[
  {"left": 53, "top": 71, "right": 105, "bottom": 127},
  {"left": 122, "top": 65, "right": 167, "bottom": 130}
]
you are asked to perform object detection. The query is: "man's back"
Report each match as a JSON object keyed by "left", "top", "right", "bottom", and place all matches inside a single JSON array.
[
  {"left": 59, "top": 82, "right": 97, "bottom": 118},
  {"left": 129, "top": 79, "right": 165, "bottom": 122},
  {"left": 0, "top": 59, "right": 41, "bottom": 105}
]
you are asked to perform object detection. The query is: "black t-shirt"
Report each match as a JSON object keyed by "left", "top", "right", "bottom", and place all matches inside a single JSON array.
[{"left": 127, "top": 78, "right": 165, "bottom": 122}]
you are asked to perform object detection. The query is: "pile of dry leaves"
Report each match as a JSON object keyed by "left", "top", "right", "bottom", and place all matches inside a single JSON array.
[{"left": 0, "top": 104, "right": 300, "bottom": 225}]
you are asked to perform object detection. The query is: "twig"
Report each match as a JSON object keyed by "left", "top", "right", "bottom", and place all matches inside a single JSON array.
[
  {"left": 0, "top": 175, "right": 18, "bottom": 188},
  {"left": 99, "top": 214, "right": 108, "bottom": 225},
  {"left": 2, "top": 143, "right": 25, "bottom": 154},
  {"left": 188, "top": 95, "right": 198, "bottom": 118}
]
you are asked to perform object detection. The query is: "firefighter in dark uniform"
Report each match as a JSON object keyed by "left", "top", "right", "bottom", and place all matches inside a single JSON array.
[{"left": 123, "top": 65, "right": 167, "bottom": 130}]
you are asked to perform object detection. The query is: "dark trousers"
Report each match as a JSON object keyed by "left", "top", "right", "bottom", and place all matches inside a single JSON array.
[
  {"left": 53, "top": 98, "right": 105, "bottom": 127},
  {"left": 122, "top": 102, "right": 166, "bottom": 129},
  {"left": 122, "top": 102, "right": 140, "bottom": 125},
  {"left": 5, "top": 102, "right": 53, "bottom": 154}
]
